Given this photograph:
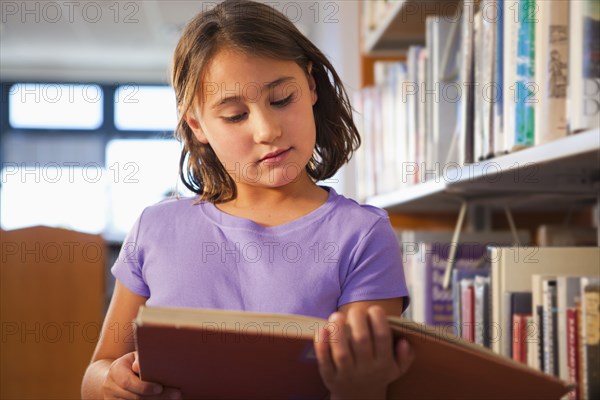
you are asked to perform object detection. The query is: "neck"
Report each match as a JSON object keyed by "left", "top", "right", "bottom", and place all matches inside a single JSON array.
[{"left": 227, "top": 171, "right": 325, "bottom": 211}]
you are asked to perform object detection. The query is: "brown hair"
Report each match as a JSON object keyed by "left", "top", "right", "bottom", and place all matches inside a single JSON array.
[{"left": 172, "top": 0, "right": 360, "bottom": 203}]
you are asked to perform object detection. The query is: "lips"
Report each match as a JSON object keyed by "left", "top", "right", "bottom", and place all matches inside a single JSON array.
[{"left": 259, "top": 147, "right": 291, "bottom": 163}]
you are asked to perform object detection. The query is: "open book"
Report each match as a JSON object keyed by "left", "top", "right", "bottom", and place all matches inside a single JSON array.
[{"left": 134, "top": 306, "right": 573, "bottom": 399}]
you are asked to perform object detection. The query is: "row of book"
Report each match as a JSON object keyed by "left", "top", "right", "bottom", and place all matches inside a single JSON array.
[
  {"left": 397, "top": 226, "right": 599, "bottom": 400},
  {"left": 354, "top": 0, "right": 600, "bottom": 201}
]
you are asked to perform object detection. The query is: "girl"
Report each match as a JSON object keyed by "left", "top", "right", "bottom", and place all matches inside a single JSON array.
[{"left": 82, "top": 1, "right": 412, "bottom": 399}]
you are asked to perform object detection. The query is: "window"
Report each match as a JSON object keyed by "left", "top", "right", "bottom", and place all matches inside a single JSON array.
[
  {"left": 114, "top": 85, "right": 178, "bottom": 131},
  {"left": 0, "top": 165, "right": 108, "bottom": 233},
  {"left": 105, "top": 138, "right": 194, "bottom": 236},
  {"left": 8, "top": 83, "right": 103, "bottom": 130}
]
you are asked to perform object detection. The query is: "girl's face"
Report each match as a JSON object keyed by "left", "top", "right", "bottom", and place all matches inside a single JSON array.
[{"left": 185, "top": 49, "right": 318, "bottom": 191}]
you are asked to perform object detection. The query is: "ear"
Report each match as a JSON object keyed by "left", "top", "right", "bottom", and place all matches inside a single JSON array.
[
  {"left": 184, "top": 111, "right": 209, "bottom": 144},
  {"left": 306, "top": 62, "right": 318, "bottom": 106}
]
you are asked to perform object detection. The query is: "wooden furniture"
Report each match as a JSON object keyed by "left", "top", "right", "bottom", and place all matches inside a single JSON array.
[{"left": 1, "top": 226, "right": 105, "bottom": 399}]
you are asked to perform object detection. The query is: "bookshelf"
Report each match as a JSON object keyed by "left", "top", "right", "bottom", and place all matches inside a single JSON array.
[
  {"left": 363, "top": 0, "right": 461, "bottom": 54},
  {"left": 366, "top": 129, "right": 600, "bottom": 213}
]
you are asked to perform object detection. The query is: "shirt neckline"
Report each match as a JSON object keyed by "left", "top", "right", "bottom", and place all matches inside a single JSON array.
[{"left": 200, "top": 185, "right": 339, "bottom": 234}]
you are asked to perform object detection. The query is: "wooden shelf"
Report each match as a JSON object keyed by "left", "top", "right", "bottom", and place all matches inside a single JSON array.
[
  {"left": 363, "top": 0, "right": 460, "bottom": 55},
  {"left": 366, "top": 129, "right": 600, "bottom": 213}
]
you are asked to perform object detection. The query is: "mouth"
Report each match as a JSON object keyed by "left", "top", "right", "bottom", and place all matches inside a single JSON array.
[{"left": 259, "top": 147, "right": 292, "bottom": 163}]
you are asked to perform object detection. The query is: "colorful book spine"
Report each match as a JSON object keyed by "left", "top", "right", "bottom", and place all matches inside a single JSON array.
[
  {"left": 423, "top": 243, "right": 487, "bottom": 328},
  {"left": 515, "top": 0, "right": 536, "bottom": 148}
]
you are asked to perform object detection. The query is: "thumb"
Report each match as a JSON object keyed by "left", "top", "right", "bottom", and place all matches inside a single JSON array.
[
  {"left": 132, "top": 351, "right": 140, "bottom": 374},
  {"left": 395, "top": 338, "right": 415, "bottom": 376}
]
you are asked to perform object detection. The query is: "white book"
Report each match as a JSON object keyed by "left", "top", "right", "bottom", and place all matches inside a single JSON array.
[
  {"left": 568, "top": 0, "right": 600, "bottom": 133},
  {"left": 534, "top": 0, "right": 569, "bottom": 145},
  {"left": 393, "top": 63, "right": 409, "bottom": 190},
  {"left": 503, "top": 0, "right": 520, "bottom": 153},
  {"left": 531, "top": 273, "right": 557, "bottom": 370},
  {"left": 406, "top": 46, "right": 422, "bottom": 181},
  {"left": 489, "top": 247, "right": 600, "bottom": 356},
  {"left": 474, "top": 11, "right": 485, "bottom": 162},
  {"left": 429, "top": 16, "right": 460, "bottom": 168}
]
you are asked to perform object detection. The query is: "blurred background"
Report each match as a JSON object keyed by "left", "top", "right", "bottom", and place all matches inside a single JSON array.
[
  {"left": 0, "top": 0, "right": 360, "bottom": 240},
  {"left": 0, "top": 1, "right": 360, "bottom": 398}
]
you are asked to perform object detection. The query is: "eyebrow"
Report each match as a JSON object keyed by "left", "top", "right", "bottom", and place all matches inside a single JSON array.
[{"left": 210, "top": 76, "right": 296, "bottom": 110}]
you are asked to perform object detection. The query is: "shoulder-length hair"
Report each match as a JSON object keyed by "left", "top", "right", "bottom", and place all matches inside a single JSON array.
[{"left": 172, "top": 0, "right": 360, "bottom": 203}]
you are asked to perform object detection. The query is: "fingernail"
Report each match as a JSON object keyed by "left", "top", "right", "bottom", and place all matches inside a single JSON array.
[
  {"left": 170, "top": 391, "right": 183, "bottom": 399},
  {"left": 154, "top": 385, "right": 163, "bottom": 394}
]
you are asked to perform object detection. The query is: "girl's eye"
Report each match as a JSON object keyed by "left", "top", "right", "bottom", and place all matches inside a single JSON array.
[
  {"left": 221, "top": 94, "right": 295, "bottom": 123},
  {"left": 271, "top": 93, "right": 294, "bottom": 107},
  {"left": 223, "top": 112, "right": 247, "bottom": 123}
]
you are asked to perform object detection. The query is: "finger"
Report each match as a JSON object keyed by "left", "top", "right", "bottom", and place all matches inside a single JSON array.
[
  {"left": 346, "top": 307, "right": 375, "bottom": 364},
  {"left": 395, "top": 338, "right": 415, "bottom": 376},
  {"left": 328, "top": 312, "right": 354, "bottom": 370},
  {"left": 115, "top": 354, "right": 163, "bottom": 396},
  {"left": 367, "top": 306, "right": 394, "bottom": 362},
  {"left": 314, "top": 326, "right": 336, "bottom": 381},
  {"left": 145, "top": 387, "right": 183, "bottom": 400}
]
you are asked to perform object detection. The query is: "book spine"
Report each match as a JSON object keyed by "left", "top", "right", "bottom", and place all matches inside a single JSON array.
[
  {"left": 543, "top": 279, "right": 558, "bottom": 376},
  {"left": 533, "top": 0, "right": 569, "bottom": 145},
  {"left": 584, "top": 282, "right": 600, "bottom": 399},
  {"left": 537, "top": 304, "right": 546, "bottom": 372},
  {"left": 503, "top": 0, "right": 520, "bottom": 153},
  {"left": 567, "top": 306, "right": 580, "bottom": 400},
  {"left": 461, "top": 279, "right": 475, "bottom": 342},
  {"left": 493, "top": 0, "right": 505, "bottom": 156},
  {"left": 577, "top": 294, "right": 587, "bottom": 400},
  {"left": 568, "top": 0, "right": 600, "bottom": 133},
  {"left": 460, "top": 0, "right": 476, "bottom": 164},
  {"left": 512, "top": 313, "right": 530, "bottom": 364},
  {"left": 515, "top": 0, "right": 536, "bottom": 148},
  {"left": 474, "top": 276, "right": 490, "bottom": 347}
]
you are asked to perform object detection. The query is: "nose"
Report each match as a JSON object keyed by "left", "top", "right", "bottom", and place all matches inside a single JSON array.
[{"left": 252, "top": 108, "right": 282, "bottom": 144}]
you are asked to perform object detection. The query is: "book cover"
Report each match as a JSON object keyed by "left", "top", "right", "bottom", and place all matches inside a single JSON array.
[
  {"left": 415, "top": 242, "right": 488, "bottom": 327},
  {"left": 135, "top": 306, "right": 574, "bottom": 399}
]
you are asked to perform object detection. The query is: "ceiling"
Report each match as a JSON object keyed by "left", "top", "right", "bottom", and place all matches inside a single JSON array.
[{"left": 0, "top": 0, "right": 316, "bottom": 83}]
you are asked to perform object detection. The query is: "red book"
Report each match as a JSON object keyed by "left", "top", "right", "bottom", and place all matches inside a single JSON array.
[
  {"left": 512, "top": 313, "right": 531, "bottom": 364},
  {"left": 134, "top": 306, "right": 574, "bottom": 399},
  {"left": 567, "top": 307, "right": 580, "bottom": 400}
]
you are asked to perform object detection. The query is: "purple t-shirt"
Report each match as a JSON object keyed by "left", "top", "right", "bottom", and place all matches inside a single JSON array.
[{"left": 111, "top": 186, "right": 409, "bottom": 319}]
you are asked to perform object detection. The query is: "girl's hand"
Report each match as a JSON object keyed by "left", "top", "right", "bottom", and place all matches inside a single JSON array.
[
  {"left": 314, "top": 305, "right": 414, "bottom": 400},
  {"left": 102, "top": 351, "right": 182, "bottom": 399}
]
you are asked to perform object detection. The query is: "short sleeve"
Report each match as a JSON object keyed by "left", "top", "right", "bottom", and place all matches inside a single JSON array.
[
  {"left": 110, "top": 211, "right": 150, "bottom": 297},
  {"left": 338, "top": 217, "right": 410, "bottom": 313}
]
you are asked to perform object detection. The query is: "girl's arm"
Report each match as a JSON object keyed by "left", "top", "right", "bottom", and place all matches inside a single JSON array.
[
  {"left": 81, "top": 280, "right": 178, "bottom": 399},
  {"left": 314, "top": 298, "right": 414, "bottom": 400}
]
